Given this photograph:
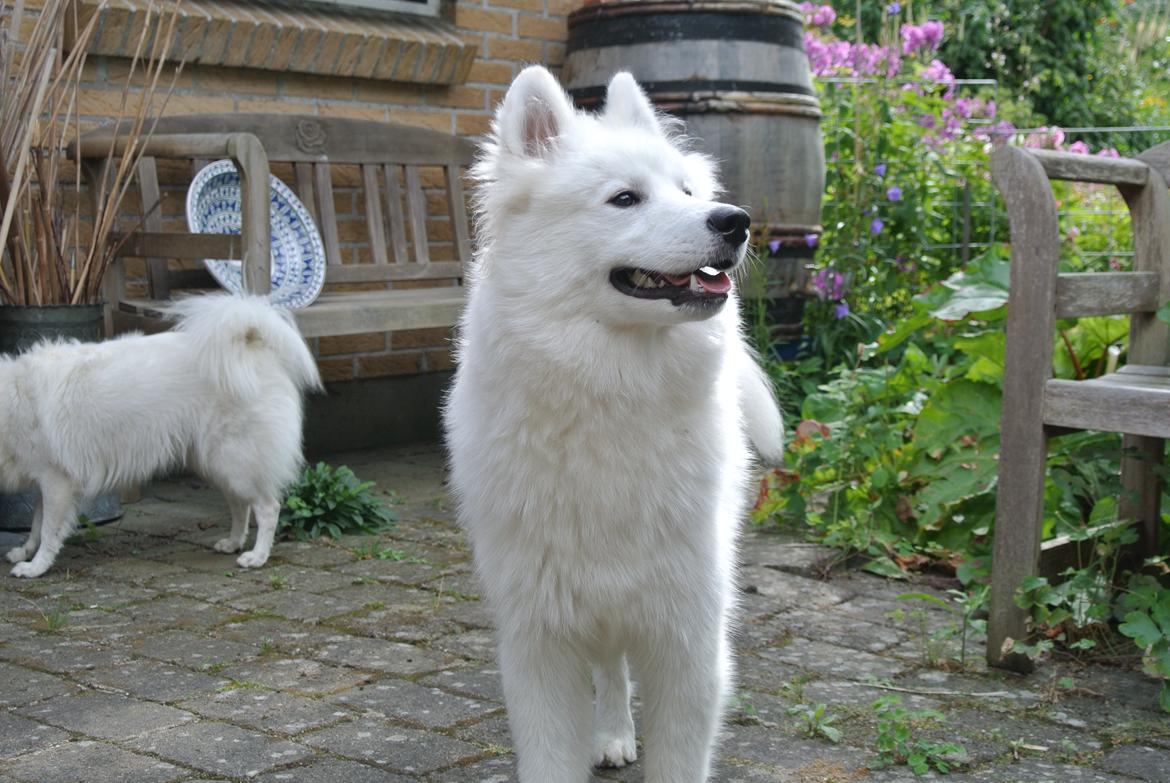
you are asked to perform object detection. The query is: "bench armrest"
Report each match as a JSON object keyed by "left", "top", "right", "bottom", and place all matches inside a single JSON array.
[{"left": 74, "top": 131, "right": 272, "bottom": 296}]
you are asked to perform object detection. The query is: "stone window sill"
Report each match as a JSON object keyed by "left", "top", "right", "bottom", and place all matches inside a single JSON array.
[{"left": 71, "top": 0, "right": 476, "bottom": 85}]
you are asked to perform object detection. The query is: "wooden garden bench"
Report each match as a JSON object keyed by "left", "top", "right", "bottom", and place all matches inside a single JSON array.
[
  {"left": 987, "top": 142, "right": 1170, "bottom": 671},
  {"left": 75, "top": 114, "right": 476, "bottom": 338}
]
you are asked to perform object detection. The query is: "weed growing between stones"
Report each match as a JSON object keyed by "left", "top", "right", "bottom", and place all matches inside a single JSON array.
[{"left": 871, "top": 694, "right": 967, "bottom": 775}]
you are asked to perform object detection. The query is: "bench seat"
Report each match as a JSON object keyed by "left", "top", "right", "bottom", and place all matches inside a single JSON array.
[{"left": 1044, "top": 365, "right": 1170, "bottom": 439}]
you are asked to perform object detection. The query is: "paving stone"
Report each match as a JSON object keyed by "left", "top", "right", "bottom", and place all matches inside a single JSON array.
[
  {"left": 83, "top": 558, "right": 189, "bottom": 585},
  {"left": 428, "top": 754, "right": 516, "bottom": 782},
  {"left": 1098, "top": 745, "right": 1170, "bottom": 782},
  {"left": 733, "top": 652, "right": 806, "bottom": 695},
  {"left": 764, "top": 607, "right": 907, "bottom": 653},
  {"left": 313, "top": 637, "right": 460, "bottom": 675},
  {"left": 217, "top": 657, "right": 374, "bottom": 695},
  {"left": 127, "top": 721, "right": 312, "bottom": 778},
  {"left": 338, "top": 605, "right": 466, "bottom": 643},
  {"left": 454, "top": 712, "right": 512, "bottom": 749},
  {"left": 5, "top": 739, "right": 186, "bottom": 783},
  {"left": 268, "top": 541, "right": 356, "bottom": 568},
  {"left": 210, "top": 619, "right": 344, "bottom": 655},
  {"left": 133, "top": 628, "right": 258, "bottom": 671},
  {"left": 756, "top": 637, "right": 910, "bottom": 681},
  {"left": 17, "top": 690, "right": 193, "bottom": 740},
  {"left": 302, "top": 717, "right": 483, "bottom": 774},
  {"left": 226, "top": 588, "right": 370, "bottom": 623},
  {"left": 109, "top": 596, "right": 237, "bottom": 635},
  {"left": 0, "top": 711, "right": 69, "bottom": 758},
  {"left": 795, "top": 680, "right": 942, "bottom": 712},
  {"left": 253, "top": 757, "right": 415, "bottom": 782},
  {"left": 0, "top": 661, "right": 77, "bottom": 707},
  {"left": 179, "top": 687, "right": 350, "bottom": 734},
  {"left": 0, "top": 636, "right": 131, "bottom": 673},
  {"left": 739, "top": 533, "right": 840, "bottom": 578},
  {"left": 145, "top": 570, "right": 272, "bottom": 603},
  {"left": 420, "top": 665, "right": 505, "bottom": 703},
  {"left": 244, "top": 565, "right": 359, "bottom": 594},
  {"left": 721, "top": 726, "right": 871, "bottom": 777},
  {"left": 330, "top": 677, "right": 498, "bottom": 729},
  {"left": 12, "top": 580, "right": 158, "bottom": 610},
  {"left": 79, "top": 659, "right": 230, "bottom": 702},
  {"left": 738, "top": 567, "right": 855, "bottom": 613},
  {"left": 430, "top": 630, "right": 497, "bottom": 662}
]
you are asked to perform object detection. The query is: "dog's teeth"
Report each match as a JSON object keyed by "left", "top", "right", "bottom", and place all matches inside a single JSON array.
[
  {"left": 689, "top": 274, "right": 701, "bottom": 292},
  {"left": 700, "top": 266, "right": 717, "bottom": 275},
  {"left": 630, "top": 271, "right": 650, "bottom": 288}
]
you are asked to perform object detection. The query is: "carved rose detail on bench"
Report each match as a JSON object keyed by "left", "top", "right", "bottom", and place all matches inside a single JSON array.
[{"left": 296, "top": 120, "right": 327, "bottom": 154}]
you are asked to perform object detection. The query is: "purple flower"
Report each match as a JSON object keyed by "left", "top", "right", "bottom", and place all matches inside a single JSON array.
[
  {"left": 835, "top": 301, "right": 850, "bottom": 320},
  {"left": 811, "top": 4, "right": 836, "bottom": 27},
  {"left": 886, "top": 2, "right": 901, "bottom": 14},
  {"left": 1067, "top": 140, "right": 1090, "bottom": 155},
  {"left": 886, "top": 186, "right": 902, "bottom": 201},
  {"left": 921, "top": 20, "right": 944, "bottom": 48},
  {"left": 804, "top": 233, "right": 819, "bottom": 248},
  {"left": 874, "top": 163, "right": 887, "bottom": 177},
  {"left": 922, "top": 58, "right": 955, "bottom": 84},
  {"left": 870, "top": 218, "right": 884, "bottom": 235},
  {"left": 768, "top": 239, "right": 782, "bottom": 253}
]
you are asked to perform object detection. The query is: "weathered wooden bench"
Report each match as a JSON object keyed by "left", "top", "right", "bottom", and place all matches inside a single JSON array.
[
  {"left": 987, "top": 142, "right": 1170, "bottom": 671},
  {"left": 76, "top": 114, "right": 476, "bottom": 338}
]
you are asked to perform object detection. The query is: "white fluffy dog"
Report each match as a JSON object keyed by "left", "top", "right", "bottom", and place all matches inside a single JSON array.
[
  {"left": 2, "top": 295, "right": 322, "bottom": 578},
  {"left": 444, "top": 66, "right": 784, "bottom": 783}
]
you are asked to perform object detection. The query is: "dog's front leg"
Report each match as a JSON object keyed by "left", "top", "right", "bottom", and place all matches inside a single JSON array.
[
  {"left": 236, "top": 498, "right": 279, "bottom": 569},
  {"left": 498, "top": 625, "right": 593, "bottom": 783},
  {"left": 635, "top": 620, "right": 731, "bottom": 783},
  {"left": 5, "top": 499, "right": 43, "bottom": 564},
  {"left": 214, "top": 493, "right": 252, "bottom": 554},
  {"left": 592, "top": 652, "right": 637, "bottom": 768},
  {"left": 10, "top": 479, "right": 77, "bottom": 578}
]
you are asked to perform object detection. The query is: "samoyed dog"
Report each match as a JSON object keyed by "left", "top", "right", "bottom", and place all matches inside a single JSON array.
[
  {"left": 2, "top": 295, "right": 322, "bottom": 578},
  {"left": 444, "top": 66, "right": 784, "bottom": 782}
]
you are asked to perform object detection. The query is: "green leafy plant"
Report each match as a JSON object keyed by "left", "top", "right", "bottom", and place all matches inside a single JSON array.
[
  {"left": 279, "top": 463, "right": 396, "bottom": 541},
  {"left": 1116, "top": 569, "right": 1170, "bottom": 713},
  {"left": 788, "top": 702, "right": 843, "bottom": 743},
  {"left": 872, "top": 694, "right": 966, "bottom": 775},
  {"left": 894, "top": 587, "right": 988, "bottom": 669}
]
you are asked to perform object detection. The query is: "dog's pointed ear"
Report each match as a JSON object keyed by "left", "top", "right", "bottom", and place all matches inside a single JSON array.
[
  {"left": 497, "top": 65, "right": 574, "bottom": 159},
  {"left": 604, "top": 72, "right": 660, "bottom": 135}
]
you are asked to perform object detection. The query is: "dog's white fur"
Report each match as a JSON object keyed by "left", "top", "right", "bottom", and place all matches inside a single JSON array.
[
  {"left": 2, "top": 295, "right": 322, "bottom": 578},
  {"left": 444, "top": 67, "right": 784, "bottom": 782}
]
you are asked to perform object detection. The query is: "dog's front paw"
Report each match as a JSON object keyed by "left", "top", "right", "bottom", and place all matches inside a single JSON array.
[
  {"left": 6, "top": 546, "right": 29, "bottom": 564},
  {"left": 593, "top": 732, "right": 637, "bottom": 768},
  {"left": 213, "top": 538, "right": 243, "bottom": 554},
  {"left": 236, "top": 550, "right": 269, "bottom": 569},
  {"left": 10, "top": 560, "right": 48, "bottom": 578}
]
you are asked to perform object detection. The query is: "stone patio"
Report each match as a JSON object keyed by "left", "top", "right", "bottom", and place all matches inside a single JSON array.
[{"left": 1, "top": 445, "right": 1167, "bottom": 782}]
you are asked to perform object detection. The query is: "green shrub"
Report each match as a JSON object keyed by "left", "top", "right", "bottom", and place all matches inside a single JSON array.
[{"left": 279, "top": 462, "right": 396, "bottom": 541}]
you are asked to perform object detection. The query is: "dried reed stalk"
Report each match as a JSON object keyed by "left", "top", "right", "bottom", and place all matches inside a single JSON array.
[{"left": 0, "top": 0, "right": 185, "bottom": 306}]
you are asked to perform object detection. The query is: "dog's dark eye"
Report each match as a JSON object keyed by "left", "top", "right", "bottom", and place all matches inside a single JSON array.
[
  {"left": 608, "top": 191, "right": 641, "bottom": 208},
  {"left": 682, "top": 185, "right": 693, "bottom": 196}
]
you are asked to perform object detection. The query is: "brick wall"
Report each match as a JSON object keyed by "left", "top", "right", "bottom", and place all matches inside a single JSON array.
[{"left": 59, "top": 0, "right": 572, "bottom": 383}]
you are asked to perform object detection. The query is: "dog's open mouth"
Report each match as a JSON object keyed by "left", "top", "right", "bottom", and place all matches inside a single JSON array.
[{"left": 609, "top": 266, "right": 732, "bottom": 307}]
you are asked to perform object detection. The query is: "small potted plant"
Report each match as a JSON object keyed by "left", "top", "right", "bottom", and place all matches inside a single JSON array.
[{"left": 0, "top": 0, "right": 183, "bottom": 528}]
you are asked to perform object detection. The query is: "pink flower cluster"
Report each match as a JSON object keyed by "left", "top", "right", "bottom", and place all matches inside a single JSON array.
[
  {"left": 901, "top": 21, "right": 944, "bottom": 55},
  {"left": 805, "top": 34, "right": 902, "bottom": 79},
  {"left": 800, "top": 2, "right": 837, "bottom": 27}
]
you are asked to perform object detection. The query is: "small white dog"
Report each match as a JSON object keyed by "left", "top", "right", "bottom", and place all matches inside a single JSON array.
[
  {"left": 444, "top": 67, "right": 784, "bottom": 782},
  {"left": 2, "top": 295, "right": 322, "bottom": 578}
]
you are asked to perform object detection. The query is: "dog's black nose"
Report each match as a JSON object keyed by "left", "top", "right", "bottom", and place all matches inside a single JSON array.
[{"left": 707, "top": 206, "right": 751, "bottom": 245}]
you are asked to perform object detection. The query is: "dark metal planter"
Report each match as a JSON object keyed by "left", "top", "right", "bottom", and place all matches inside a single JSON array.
[{"left": 0, "top": 303, "right": 123, "bottom": 531}]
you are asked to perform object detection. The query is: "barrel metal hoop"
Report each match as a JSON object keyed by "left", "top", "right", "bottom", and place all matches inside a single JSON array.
[
  {"left": 567, "top": 10, "right": 805, "bottom": 51},
  {"left": 571, "top": 84, "right": 822, "bottom": 117}
]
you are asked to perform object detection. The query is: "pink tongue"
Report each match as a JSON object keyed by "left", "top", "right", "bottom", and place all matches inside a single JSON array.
[{"left": 696, "top": 269, "right": 732, "bottom": 294}]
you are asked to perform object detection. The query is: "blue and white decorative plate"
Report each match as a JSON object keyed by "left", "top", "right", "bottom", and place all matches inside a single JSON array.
[{"left": 186, "top": 159, "right": 326, "bottom": 309}]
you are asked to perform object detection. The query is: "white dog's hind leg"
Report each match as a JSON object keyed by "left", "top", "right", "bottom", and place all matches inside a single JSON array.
[
  {"left": 236, "top": 498, "right": 279, "bottom": 569},
  {"left": 214, "top": 494, "right": 251, "bottom": 554},
  {"left": 636, "top": 625, "right": 730, "bottom": 783},
  {"left": 499, "top": 628, "right": 593, "bottom": 783},
  {"left": 11, "top": 481, "right": 76, "bottom": 579},
  {"left": 6, "top": 500, "right": 43, "bottom": 564},
  {"left": 592, "top": 652, "right": 637, "bottom": 768}
]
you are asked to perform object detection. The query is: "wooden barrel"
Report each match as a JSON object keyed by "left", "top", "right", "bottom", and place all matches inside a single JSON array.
[{"left": 564, "top": 0, "right": 825, "bottom": 245}]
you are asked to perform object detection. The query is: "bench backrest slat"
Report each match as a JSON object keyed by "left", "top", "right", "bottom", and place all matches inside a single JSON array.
[
  {"left": 403, "top": 165, "right": 430, "bottom": 266},
  {"left": 446, "top": 164, "right": 471, "bottom": 264},
  {"left": 1055, "top": 272, "right": 1161, "bottom": 318},
  {"left": 361, "top": 164, "right": 390, "bottom": 266},
  {"left": 382, "top": 163, "right": 409, "bottom": 264},
  {"left": 313, "top": 163, "right": 343, "bottom": 266},
  {"left": 137, "top": 156, "right": 169, "bottom": 300},
  {"left": 294, "top": 161, "right": 317, "bottom": 224}
]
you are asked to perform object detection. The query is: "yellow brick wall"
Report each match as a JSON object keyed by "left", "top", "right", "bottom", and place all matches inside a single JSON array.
[{"left": 69, "top": 0, "right": 571, "bottom": 382}]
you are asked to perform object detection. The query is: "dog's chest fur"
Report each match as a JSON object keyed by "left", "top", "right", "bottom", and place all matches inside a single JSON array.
[{"left": 447, "top": 299, "right": 746, "bottom": 635}]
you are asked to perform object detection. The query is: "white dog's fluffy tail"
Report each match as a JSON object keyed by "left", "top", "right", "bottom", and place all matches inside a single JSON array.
[
  {"left": 167, "top": 295, "right": 323, "bottom": 398},
  {"left": 739, "top": 351, "right": 785, "bottom": 466}
]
